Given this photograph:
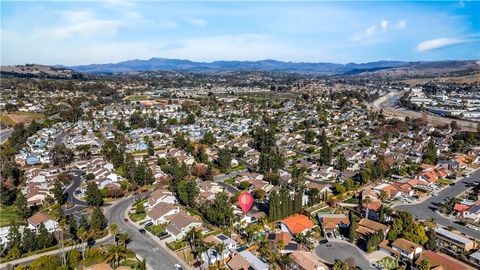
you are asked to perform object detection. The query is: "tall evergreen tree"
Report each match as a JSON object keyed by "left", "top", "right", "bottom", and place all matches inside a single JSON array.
[
  {"left": 85, "top": 182, "right": 103, "bottom": 206},
  {"left": 37, "top": 223, "right": 55, "bottom": 249},
  {"left": 78, "top": 215, "right": 89, "bottom": 231},
  {"left": 21, "top": 227, "right": 37, "bottom": 253},
  {"left": 14, "top": 192, "right": 29, "bottom": 219},
  {"left": 68, "top": 214, "right": 77, "bottom": 239},
  {"left": 269, "top": 191, "right": 280, "bottom": 221},
  {"left": 52, "top": 181, "right": 65, "bottom": 205},
  {"left": 90, "top": 207, "right": 106, "bottom": 232},
  {"left": 7, "top": 223, "right": 22, "bottom": 251},
  {"left": 294, "top": 190, "right": 303, "bottom": 213}
]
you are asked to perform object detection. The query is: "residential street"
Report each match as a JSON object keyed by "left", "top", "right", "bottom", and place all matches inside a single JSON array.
[
  {"left": 395, "top": 169, "right": 480, "bottom": 239},
  {"left": 105, "top": 197, "right": 188, "bottom": 270},
  {"left": 64, "top": 170, "right": 89, "bottom": 215},
  {"left": 315, "top": 240, "right": 375, "bottom": 270}
]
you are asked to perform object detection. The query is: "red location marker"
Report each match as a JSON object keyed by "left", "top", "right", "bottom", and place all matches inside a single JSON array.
[{"left": 238, "top": 191, "right": 254, "bottom": 213}]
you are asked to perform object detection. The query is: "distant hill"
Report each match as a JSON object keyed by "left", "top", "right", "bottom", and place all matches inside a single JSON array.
[
  {"left": 66, "top": 58, "right": 409, "bottom": 75},
  {"left": 0, "top": 64, "right": 83, "bottom": 79}
]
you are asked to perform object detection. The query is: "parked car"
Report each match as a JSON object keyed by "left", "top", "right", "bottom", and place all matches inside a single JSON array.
[
  {"left": 319, "top": 239, "right": 328, "bottom": 244},
  {"left": 157, "top": 231, "right": 169, "bottom": 238},
  {"left": 173, "top": 264, "right": 184, "bottom": 270},
  {"left": 124, "top": 218, "right": 129, "bottom": 222},
  {"left": 144, "top": 221, "right": 153, "bottom": 227},
  {"left": 139, "top": 229, "right": 146, "bottom": 234}
]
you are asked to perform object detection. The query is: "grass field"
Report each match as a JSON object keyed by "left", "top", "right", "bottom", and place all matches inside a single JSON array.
[
  {"left": 0, "top": 111, "right": 44, "bottom": 126},
  {"left": 0, "top": 115, "right": 16, "bottom": 126},
  {"left": 124, "top": 95, "right": 150, "bottom": 101},
  {"left": 0, "top": 205, "right": 23, "bottom": 227}
]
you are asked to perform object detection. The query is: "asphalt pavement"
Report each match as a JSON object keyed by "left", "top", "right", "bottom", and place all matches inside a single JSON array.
[
  {"left": 64, "top": 170, "right": 89, "bottom": 215},
  {"left": 0, "top": 128, "right": 13, "bottom": 144},
  {"left": 106, "top": 197, "right": 185, "bottom": 270},
  {"left": 315, "top": 240, "right": 375, "bottom": 270},
  {"left": 395, "top": 169, "right": 480, "bottom": 239}
]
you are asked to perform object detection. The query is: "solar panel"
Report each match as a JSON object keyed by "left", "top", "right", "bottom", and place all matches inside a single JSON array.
[{"left": 217, "top": 234, "right": 228, "bottom": 240}]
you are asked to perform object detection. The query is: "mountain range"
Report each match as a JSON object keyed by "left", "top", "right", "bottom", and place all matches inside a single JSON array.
[{"left": 65, "top": 58, "right": 480, "bottom": 75}]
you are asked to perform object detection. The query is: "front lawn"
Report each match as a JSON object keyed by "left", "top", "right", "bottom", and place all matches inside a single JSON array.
[
  {"left": 0, "top": 205, "right": 23, "bottom": 227},
  {"left": 167, "top": 240, "right": 188, "bottom": 251},
  {"left": 438, "top": 178, "right": 453, "bottom": 185},
  {"left": 129, "top": 212, "right": 146, "bottom": 222},
  {"left": 226, "top": 165, "right": 247, "bottom": 173},
  {"left": 145, "top": 224, "right": 166, "bottom": 235}
]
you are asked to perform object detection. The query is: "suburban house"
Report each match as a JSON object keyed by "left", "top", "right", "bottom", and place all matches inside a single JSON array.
[
  {"left": 355, "top": 218, "right": 389, "bottom": 242},
  {"left": 226, "top": 250, "right": 269, "bottom": 270},
  {"left": 203, "top": 234, "right": 237, "bottom": 265},
  {"left": 27, "top": 212, "right": 58, "bottom": 233},
  {"left": 147, "top": 202, "right": 179, "bottom": 225},
  {"left": 434, "top": 227, "right": 476, "bottom": 252},
  {"left": 267, "top": 231, "right": 300, "bottom": 253},
  {"left": 463, "top": 204, "right": 480, "bottom": 222},
  {"left": 165, "top": 210, "right": 202, "bottom": 241},
  {"left": 147, "top": 188, "right": 177, "bottom": 209},
  {"left": 379, "top": 238, "right": 423, "bottom": 260},
  {"left": 279, "top": 214, "right": 316, "bottom": 236},
  {"left": 289, "top": 251, "right": 328, "bottom": 270},
  {"left": 318, "top": 213, "right": 350, "bottom": 239},
  {"left": 416, "top": 251, "right": 475, "bottom": 270}
]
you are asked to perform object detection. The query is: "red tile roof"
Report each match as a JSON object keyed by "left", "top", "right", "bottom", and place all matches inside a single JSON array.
[{"left": 280, "top": 215, "right": 315, "bottom": 235}]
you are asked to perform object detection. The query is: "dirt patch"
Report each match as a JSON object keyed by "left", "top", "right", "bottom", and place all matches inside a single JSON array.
[{"left": 6, "top": 114, "right": 30, "bottom": 124}]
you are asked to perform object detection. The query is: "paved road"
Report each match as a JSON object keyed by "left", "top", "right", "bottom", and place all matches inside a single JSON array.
[
  {"left": 0, "top": 128, "right": 13, "bottom": 144},
  {"left": 64, "top": 170, "right": 89, "bottom": 215},
  {"left": 315, "top": 240, "right": 374, "bottom": 270},
  {"left": 395, "top": 169, "right": 480, "bottom": 239},
  {"left": 371, "top": 91, "right": 477, "bottom": 132},
  {"left": 213, "top": 170, "right": 243, "bottom": 194},
  {"left": 0, "top": 233, "right": 112, "bottom": 270},
  {"left": 106, "top": 197, "right": 185, "bottom": 270}
]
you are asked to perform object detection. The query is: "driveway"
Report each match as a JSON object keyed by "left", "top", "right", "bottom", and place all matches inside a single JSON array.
[{"left": 315, "top": 240, "right": 375, "bottom": 270}]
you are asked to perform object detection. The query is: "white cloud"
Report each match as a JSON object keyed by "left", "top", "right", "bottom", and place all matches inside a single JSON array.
[
  {"left": 351, "top": 25, "right": 377, "bottom": 42},
  {"left": 352, "top": 19, "right": 406, "bottom": 43},
  {"left": 381, "top": 20, "right": 389, "bottom": 31},
  {"left": 416, "top": 38, "right": 468, "bottom": 52},
  {"left": 185, "top": 17, "right": 207, "bottom": 27},
  {"left": 35, "top": 10, "right": 123, "bottom": 39},
  {"left": 396, "top": 20, "right": 407, "bottom": 29}
]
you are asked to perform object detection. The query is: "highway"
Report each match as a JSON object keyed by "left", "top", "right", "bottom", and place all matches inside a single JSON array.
[
  {"left": 0, "top": 128, "right": 13, "bottom": 144},
  {"left": 106, "top": 197, "right": 186, "bottom": 270},
  {"left": 394, "top": 169, "right": 480, "bottom": 239}
]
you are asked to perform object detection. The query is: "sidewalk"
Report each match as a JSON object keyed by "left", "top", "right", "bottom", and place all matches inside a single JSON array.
[{"left": 0, "top": 233, "right": 112, "bottom": 270}]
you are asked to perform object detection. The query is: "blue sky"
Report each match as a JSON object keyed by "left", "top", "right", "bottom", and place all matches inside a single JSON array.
[{"left": 1, "top": 1, "right": 479, "bottom": 65}]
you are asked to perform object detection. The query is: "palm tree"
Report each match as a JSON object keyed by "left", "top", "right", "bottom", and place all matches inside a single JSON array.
[
  {"left": 105, "top": 245, "right": 127, "bottom": 268},
  {"left": 109, "top": 223, "right": 119, "bottom": 245},
  {"left": 117, "top": 232, "right": 129, "bottom": 248},
  {"left": 214, "top": 243, "right": 226, "bottom": 268},
  {"left": 109, "top": 223, "right": 119, "bottom": 238},
  {"left": 77, "top": 227, "right": 89, "bottom": 260},
  {"left": 185, "top": 228, "right": 205, "bottom": 270},
  {"left": 333, "top": 259, "right": 350, "bottom": 270},
  {"left": 52, "top": 208, "right": 67, "bottom": 266}
]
